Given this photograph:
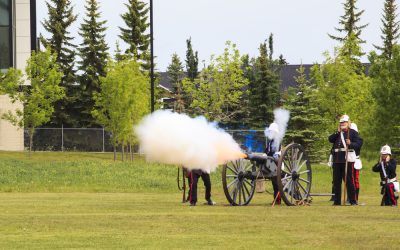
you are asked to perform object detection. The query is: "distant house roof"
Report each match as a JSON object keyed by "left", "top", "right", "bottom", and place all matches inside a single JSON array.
[
  {"left": 279, "top": 64, "right": 313, "bottom": 91},
  {"left": 157, "top": 63, "right": 370, "bottom": 92},
  {"left": 158, "top": 72, "right": 174, "bottom": 91}
]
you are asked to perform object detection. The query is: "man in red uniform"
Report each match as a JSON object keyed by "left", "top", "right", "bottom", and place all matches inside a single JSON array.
[
  {"left": 349, "top": 123, "right": 363, "bottom": 203},
  {"left": 188, "top": 169, "right": 216, "bottom": 206},
  {"left": 372, "top": 145, "right": 398, "bottom": 206},
  {"left": 328, "top": 115, "right": 362, "bottom": 206}
]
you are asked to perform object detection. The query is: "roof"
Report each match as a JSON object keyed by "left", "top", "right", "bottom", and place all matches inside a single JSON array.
[
  {"left": 279, "top": 64, "right": 313, "bottom": 91},
  {"left": 157, "top": 63, "right": 370, "bottom": 92}
]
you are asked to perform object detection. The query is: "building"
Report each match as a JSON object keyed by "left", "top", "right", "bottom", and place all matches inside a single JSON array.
[
  {"left": 158, "top": 64, "right": 315, "bottom": 93},
  {"left": 158, "top": 63, "right": 369, "bottom": 93},
  {"left": 0, "top": 0, "right": 36, "bottom": 151}
]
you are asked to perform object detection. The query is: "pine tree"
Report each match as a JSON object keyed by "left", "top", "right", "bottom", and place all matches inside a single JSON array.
[
  {"left": 40, "top": 0, "right": 77, "bottom": 126},
  {"left": 278, "top": 54, "right": 288, "bottom": 66},
  {"left": 114, "top": 40, "right": 125, "bottom": 62},
  {"left": 77, "top": 0, "right": 109, "bottom": 127},
  {"left": 167, "top": 53, "right": 185, "bottom": 113},
  {"left": 284, "top": 65, "right": 326, "bottom": 162},
  {"left": 375, "top": 0, "right": 400, "bottom": 59},
  {"left": 185, "top": 37, "right": 199, "bottom": 81},
  {"left": 268, "top": 33, "right": 274, "bottom": 61},
  {"left": 119, "top": 0, "right": 150, "bottom": 70},
  {"left": 239, "top": 54, "right": 256, "bottom": 127},
  {"left": 328, "top": 0, "right": 368, "bottom": 60},
  {"left": 248, "top": 41, "right": 281, "bottom": 128}
]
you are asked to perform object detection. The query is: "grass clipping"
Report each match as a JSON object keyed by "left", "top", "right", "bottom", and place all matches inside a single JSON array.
[{"left": 135, "top": 110, "right": 245, "bottom": 173}]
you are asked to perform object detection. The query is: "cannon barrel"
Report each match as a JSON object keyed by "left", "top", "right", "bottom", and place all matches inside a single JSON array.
[{"left": 245, "top": 153, "right": 268, "bottom": 163}]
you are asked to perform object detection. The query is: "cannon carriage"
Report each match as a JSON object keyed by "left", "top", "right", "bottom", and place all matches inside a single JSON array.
[{"left": 222, "top": 143, "right": 312, "bottom": 206}]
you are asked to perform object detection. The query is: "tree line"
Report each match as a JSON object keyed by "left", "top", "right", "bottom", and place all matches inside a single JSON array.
[
  {"left": 166, "top": 0, "right": 400, "bottom": 160},
  {"left": 1, "top": 0, "right": 400, "bottom": 160}
]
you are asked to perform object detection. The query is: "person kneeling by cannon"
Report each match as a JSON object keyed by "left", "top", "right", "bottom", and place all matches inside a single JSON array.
[{"left": 372, "top": 145, "right": 399, "bottom": 206}]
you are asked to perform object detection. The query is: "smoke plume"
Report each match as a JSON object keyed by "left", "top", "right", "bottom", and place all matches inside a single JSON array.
[
  {"left": 264, "top": 108, "right": 290, "bottom": 148},
  {"left": 135, "top": 110, "right": 245, "bottom": 173}
]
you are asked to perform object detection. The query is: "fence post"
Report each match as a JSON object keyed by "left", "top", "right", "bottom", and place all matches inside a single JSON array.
[
  {"left": 102, "top": 127, "right": 105, "bottom": 152},
  {"left": 61, "top": 124, "right": 64, "bottom": 152}
]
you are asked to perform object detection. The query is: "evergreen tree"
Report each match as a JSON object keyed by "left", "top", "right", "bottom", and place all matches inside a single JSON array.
[
  {"left": 114, "top": 40, "right": 125, "bottom": 62},
  {"left": 278, "top": 54, "right": 288, "bottom": 66},
  {"left": 166, "top": 53, "right": 185, "bottom": 113},
  {"left": 239, "top": 54, "right": 256, "bottom": 127},
  {"left": 375, "top": 0, "right": 400, "bottom": 59},
  {"left": 119, "top": 0, "right": 150, "bottom": 69},
  {"left": 328, "top": 0, "right": 368, "bottom": 61},
  {"left": 40, "top": 0, "right": 77, "bottom": 126},
  {"left": 284, "top": 65, "right": 326, "bottom": 162},
  {"left": 185, "top": 37, "right": 199, "bottom": 81},
  {"left": 248, "top": 41, "right": 281, "bottom": 128},
  {"left": 77, "top": 0, "right": 109, "bottom": 127},
  {"left": 268, "top": 33, "right": 274, "bottom": 61}
]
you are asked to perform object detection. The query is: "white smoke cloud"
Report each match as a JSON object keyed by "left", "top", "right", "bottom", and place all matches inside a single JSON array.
[
  {"left": 264, "top": 108, "right": 290, "bottom": 148},
  {"left": 135, "top": 110, "right": 245, "bottom": 173}
]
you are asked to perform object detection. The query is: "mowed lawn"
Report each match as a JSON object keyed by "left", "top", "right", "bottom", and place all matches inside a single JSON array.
[{"left": 0, "top": 151, "right": 399, "bottom": 249}]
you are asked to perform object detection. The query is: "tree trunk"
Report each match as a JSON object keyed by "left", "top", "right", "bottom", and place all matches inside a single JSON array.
[
  {"left": 129, "top": 142, "right": 133, "bottom": 161},
  {"left": 113, "top": 145, "right": 116, "bottom": 161},
  {"left": 121, "top": 144, "right": 124, "bottom": 162}
]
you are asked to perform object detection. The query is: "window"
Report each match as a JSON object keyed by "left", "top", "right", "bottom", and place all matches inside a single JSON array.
[
  {"left": 0, "top": 0, "right": 11, "bottom": 69},
  {"left": 0, "top": 0, "right": 10, "bottom": 25}
]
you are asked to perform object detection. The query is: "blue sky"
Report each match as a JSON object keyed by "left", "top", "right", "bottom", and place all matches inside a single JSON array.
[{"left": 37, "top": 0, "right": 386, "bottom": 71}]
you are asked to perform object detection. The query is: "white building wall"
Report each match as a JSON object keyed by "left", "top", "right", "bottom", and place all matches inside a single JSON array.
[
  {"left": 0, "top": 95, "right": 24, "bottom": 151},
  {"left": 0, "top": 0, "right": 30, "bottom": 151},
  {"left": 15, "top": 0, "right": 31, "bottom": 71}
]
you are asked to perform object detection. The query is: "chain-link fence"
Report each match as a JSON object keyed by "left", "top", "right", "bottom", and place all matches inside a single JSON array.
[
  {"left": 24, "top": 128, "right": 267, "bottom": 152},
  {"left": 24, "top": 128, "right": 113, "bottom": 152}
]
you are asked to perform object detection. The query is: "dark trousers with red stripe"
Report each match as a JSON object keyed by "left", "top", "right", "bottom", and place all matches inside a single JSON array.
[
  {"left": 333, "top": 162, "right": 357, "bottom": 205},
  {"left": 189, "top": 172, "right": 211, "bottom": 204},
  {"left": 354, "top": 169, "right": 360, "bottom": 201},
  {"left": 383, "top": 183, "right": 397, "bottom": 206},
  {"left": 271, "top": 176, "right": 281, "bottom": 204}
]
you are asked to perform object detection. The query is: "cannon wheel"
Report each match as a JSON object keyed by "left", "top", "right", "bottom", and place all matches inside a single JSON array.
[
  {"left": 222, "top": 158, "right": 256, "bottom": 206},
  {"left": 277, "top": 143, "right": 312, "bottom": 206}
]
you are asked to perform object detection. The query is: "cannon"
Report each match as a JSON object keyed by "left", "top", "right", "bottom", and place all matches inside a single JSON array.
[{"left": 222, "top": 143, "right": 312, "bottom": 206}]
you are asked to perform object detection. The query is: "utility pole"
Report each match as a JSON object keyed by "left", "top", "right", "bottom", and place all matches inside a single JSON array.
[{"left": 150, "top": 0, "right": 155, "bottom": 112}]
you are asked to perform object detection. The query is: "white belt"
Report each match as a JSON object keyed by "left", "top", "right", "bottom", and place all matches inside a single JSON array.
[
  {"left": 334, "top": 148, "right": 346, "bottom": 152},
  {"left": 334, "top": 148, "right": 355, "bottom": 152},
  {"left": 389, "top": 177, "right": 397, "bottom": 183}
]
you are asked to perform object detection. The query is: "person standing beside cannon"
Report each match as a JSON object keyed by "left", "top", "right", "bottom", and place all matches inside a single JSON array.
[
  {"left": 349, "top": 123, "right": 363, "bottom": 203},
  {"left": 328, "top": 115, "right": 362, "bottom": 206},
  {"left": 265, "top": 122, "right": 282, "bottom": 205},
  {"left": 372, "top": 145, "right": 398, "bottom": 206},
  {"left": 188, "top": 169, "right": 216, "bottom": 206}
]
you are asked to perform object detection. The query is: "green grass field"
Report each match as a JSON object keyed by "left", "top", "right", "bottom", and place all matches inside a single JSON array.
[{"left": 0, "top": 151, "right": 398, "bottom": 249}]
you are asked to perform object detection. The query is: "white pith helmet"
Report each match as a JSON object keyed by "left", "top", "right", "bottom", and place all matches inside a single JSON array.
[
  {"left": 340, "top": 114, "right": 350, "bottom": 123},
  {"left": 381, "top": 145, "right": 392, "bottom": 155}
]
